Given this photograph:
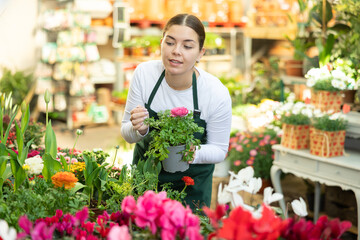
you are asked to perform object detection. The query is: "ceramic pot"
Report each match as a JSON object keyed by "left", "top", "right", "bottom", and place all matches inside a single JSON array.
[
  {"left": 285, "top": 59, "right": 304, "bottom": 77},
  {"left": 342, "top": 89, "right": 357, "bottom": 104},
  {"left": 162, "top": 145, "right": 189, "bottom": 173}
]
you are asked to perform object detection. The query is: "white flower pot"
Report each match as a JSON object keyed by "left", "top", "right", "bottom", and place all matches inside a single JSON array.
[{"left": 162, "top": 145, "right": 189, "bottom": 173}]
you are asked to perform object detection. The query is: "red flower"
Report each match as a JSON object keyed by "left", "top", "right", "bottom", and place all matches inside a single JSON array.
[
  {"left": 182, "top": 176, "right": 194, "bottom": 186},
  {"left": 171, "top": 107, "right": 189, "bottom": 117},
  {"left": 216, "top": 204, "right": 288, "bottom": 240},
  {"left": 203, "top": 204, "right": 228, "bottom": 229}
]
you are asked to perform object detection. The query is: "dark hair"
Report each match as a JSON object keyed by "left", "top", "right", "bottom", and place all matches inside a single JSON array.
[{"left": 163, "top": 13, "right": 206, "bottom": 50}]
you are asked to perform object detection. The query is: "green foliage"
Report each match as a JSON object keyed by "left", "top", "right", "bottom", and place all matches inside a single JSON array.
[
  {"left": 334, "top": 0, "right": 360, "bottom": 81},
  {"left": 24, "top": 121, "right": 45, "bottom": 149},
  {"left": 0, "top": 69, "right": 33, "bottom": 106},
  {"left": 226, "top": 129, "right": 281, "bottom": 180},
  {"left": 80, "top": 149, "right": 110, "bottom": 165},
  {"left": 105, "top": 160, "right": 184, "bottom": 213},
  {"left": 145, "top": 109, "right": 204, "bottom": 163},
  {"left": 0, "top": 177, "right": 88, "bottom": 231},
  {"left": 312, "top": 114, "right": 347, "bottom": 131},
  {"left": 219, "top": 75, "right": 246, "bottom": 107},
  {"left": 281, "top": 114, "right": 311, "bottom": 126},
  {"left": 247, "top": 57, "right": 287, "bottom": 104},
  {"left": 204, "top": 33, "right": 225, "bottom": 50}
]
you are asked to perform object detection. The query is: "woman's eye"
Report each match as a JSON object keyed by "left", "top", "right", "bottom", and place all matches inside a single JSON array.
[
  {"left": 166, "top": 42, "right": 174, "bottom": 46},
  {"left": 184, "top": 45, "right": 193, "bottom": 49}
]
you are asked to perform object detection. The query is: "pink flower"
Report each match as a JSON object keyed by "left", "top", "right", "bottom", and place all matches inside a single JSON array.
[
  {"left": 234, "top": 160, "right": 241, "bottom": 166},
  {"left": 161, "top": 200, "right": 186, "bottom": 228},
  {"left": 250, "top": 149, "right": 258, "bottom": 157},
  {"left": 121, "top": 195, "right": 136, "bottom": 215},
  {"left": 170, "top": 107, "right": 188, "bottom": 117},
  {"left": 75, "top": 207, "right": 89, "bottom": 225},
  {"left": 134, "top": 191, "right": 166, "bottom": 234},
  {"left": 235, "top": 145, "right": 243, "bottom": 152},
  {"left": 107, "top": 225, "right": 132, "bottom": 240},
  {"left": 30, "top": 222, "right": 56, "bottom": 240}
]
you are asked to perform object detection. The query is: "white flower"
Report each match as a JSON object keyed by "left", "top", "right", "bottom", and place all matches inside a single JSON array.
[
  {"left": 263, "top": 187, "right": 283, "bottom": 205},
  {"left": 242, "top": 177, "right": 262, "bottom": 194},
  {"left": 217, "top": 183, "right": 233, "bottom": 205},
  {"left": 0, "top": 220, "right": 16, "bottom": 240},
  {"left": 291, "top": 197, "right": 308, "bottom": 217},
  {"left": 24, "top": 155, "right": 44, "bottom": 175}
]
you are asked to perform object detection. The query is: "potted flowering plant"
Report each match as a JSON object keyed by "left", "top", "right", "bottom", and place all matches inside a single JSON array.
[
  {"left": 305, "top": 64, "right": 356, "bottom": 112},
  {"left": 274, "top": 100, "right": 314, "bottom": 149},
  {"left": 144, "top": 107, "right": 204, "bottom": 172},
  {"left": 310, "top": 111, "right": 348, "bottom": 157},
  {"left": 226, "top": 128, "right": 281, "bottom": 181}
]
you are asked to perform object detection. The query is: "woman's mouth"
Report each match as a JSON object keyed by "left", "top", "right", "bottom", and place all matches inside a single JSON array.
[{"left": 169, "top": 59, "right": 183, "bottom": 65}]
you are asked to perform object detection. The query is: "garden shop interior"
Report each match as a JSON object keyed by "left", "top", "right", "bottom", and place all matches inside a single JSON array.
[{"left": 1, "top": 0, "right": 360, "bottom": 239}]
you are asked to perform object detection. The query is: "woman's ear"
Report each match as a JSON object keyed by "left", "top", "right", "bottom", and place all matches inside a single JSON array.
[{"left": 196, "top": 48, "right": 206, "bottom": 62}]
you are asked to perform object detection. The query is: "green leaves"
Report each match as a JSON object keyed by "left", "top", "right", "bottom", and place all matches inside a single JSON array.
[
  {"left": 312, "top": 115, "right": 348, "bottom": 131},
  {"left": 42, "top": 153, "right": 62, "bottom": 181},
  {"left": 44, "top": 120, "right": 57, "bottom": 160},
  {"left": 144, "top": 109, "right": 204, "bottom": 163}
]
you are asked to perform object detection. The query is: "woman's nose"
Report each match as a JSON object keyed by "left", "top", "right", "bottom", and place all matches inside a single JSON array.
[{"left": 171, "top": 44, "right": 181, "bottom": 55}]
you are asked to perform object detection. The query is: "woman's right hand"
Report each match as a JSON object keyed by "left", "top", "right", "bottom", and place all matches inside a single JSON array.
[{"left": 130, "top": 105, "right": 149, "bottom": 135}]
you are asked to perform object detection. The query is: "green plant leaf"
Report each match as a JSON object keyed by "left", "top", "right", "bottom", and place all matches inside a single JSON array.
[
  {"left": 42, "top": 153, "right": 62, "bottom": 181},
  {"left": 70, "top": 182, "right": 85, "bottom": 194},
  {"left": 59, "top": 155, "right": 69, "bottom": 172},
  {"left": 44, "top": 120, "right": 57, "bottom": 159}
]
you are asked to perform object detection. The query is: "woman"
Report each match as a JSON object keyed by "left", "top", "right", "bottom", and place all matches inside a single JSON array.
[{"left": 121, "top": 13, "right": 232, "bottom": 211}]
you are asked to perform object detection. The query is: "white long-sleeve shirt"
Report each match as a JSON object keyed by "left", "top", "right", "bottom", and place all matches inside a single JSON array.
[{"left": 121, "top": 60, "right": 232, "bottom": 164}]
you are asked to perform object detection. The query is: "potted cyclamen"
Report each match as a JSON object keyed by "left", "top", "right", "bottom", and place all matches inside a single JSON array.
[
  {"left": 144, "top": 107, "right": 204, "bottom": 173},
  {"left": 310, "top": 111, "right": 348, "bottom": 158},
  {"left": 305, "top": 64, "right": 356, "bottom": 112},
  {"left": 274, "top": 100, "right": 314, "bottom": 149}
]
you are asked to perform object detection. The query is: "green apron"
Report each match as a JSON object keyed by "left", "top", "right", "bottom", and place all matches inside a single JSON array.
[{"left": 132, "top": 70, "right": 214, "bottom": 211}]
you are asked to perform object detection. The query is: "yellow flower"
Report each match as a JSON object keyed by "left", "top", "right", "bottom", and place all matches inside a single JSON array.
[
  {"left": 70, "top": 162, "right": 86, "bottom": 173},
  {"left": 22, "top": 164, "right": 30, "bottom": 171},
  {"left": 51, "top": 171, "right": 78, "bottom": 190}
]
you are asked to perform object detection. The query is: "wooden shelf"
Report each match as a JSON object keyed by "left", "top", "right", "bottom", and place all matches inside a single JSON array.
[
  {"left": 116, "top": 55, "right": 232, "bottom": 63},
  {"left": 244, "top": 26, "right": 296, "bottom": 40}
]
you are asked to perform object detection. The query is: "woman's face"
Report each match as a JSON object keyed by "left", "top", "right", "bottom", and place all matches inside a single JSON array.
[{"left": 161, "top": 25, "right": 205, "bottom": 76}]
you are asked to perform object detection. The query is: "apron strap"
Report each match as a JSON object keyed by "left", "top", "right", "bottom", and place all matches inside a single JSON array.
[
  {"left": 147, "top": 70, "right": 200, "bottom": 120},
  {"left": 192, "top": 71, "right": 201, "bottom": 120},
  {"left": 147, "top": 70, "right": 165, "bottom": 108}
]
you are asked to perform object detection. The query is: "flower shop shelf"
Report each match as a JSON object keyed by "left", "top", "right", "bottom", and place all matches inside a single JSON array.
[{"left": 271, "top": 144, "right": 360, "bottom": 238}]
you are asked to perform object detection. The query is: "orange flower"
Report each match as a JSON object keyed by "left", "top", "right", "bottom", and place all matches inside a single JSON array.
[{"left": 51, "top": 171, "right": 78, "bottom": 190}]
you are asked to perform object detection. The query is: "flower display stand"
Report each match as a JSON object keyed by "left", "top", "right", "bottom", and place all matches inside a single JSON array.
[
  {"left": 281, "top": 123, "right": 309, "bottom": 149},
  {"left": 162, "top": 145, "right": 189, "bottom": 173},
  {"left": 311, "top": 90, "right": 342, "bottom": 112},
  {"left": 309, "top": 127, "right": 346, "bottom": 158}
]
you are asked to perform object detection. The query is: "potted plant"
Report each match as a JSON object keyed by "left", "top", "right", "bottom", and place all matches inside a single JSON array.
[
  {"left": 305, "top": 63, "right": 355, "bottom": 112},
  {"left": 333, "top": 0, "right": 360, "bottom": 102},
  {"left": 310, "top": 111, "right": 348, "bottom": 157},
  {"left": 285, "top": 0, "right": 316, "bottom": 77},
  {"left": 226, "top": 128, "right": 281, "bottom": 182},
  {"left": 274, "top": 100, "right": 314, "bottom": 149},
  {"left": 144, "top": 107, "right": 204, "bottom": 173}
]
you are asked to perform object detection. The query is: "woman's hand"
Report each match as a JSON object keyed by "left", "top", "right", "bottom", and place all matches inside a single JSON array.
[{"left": 130, "top": 105, "right": 149, "bottom": 135}]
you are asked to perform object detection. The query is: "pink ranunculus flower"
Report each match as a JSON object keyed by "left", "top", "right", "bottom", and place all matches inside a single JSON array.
[
  {"left": 121, "top": 195, "right": 136, "bottom": 215},
  {"left": 107, "top": 225, "right": 132, "bottom": 240},
  {"left": 170, "top": 107, "right": 188, "bottom": 117},
  {"left": 250, "top": 149, "right": 257, "bottom": 157}
]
